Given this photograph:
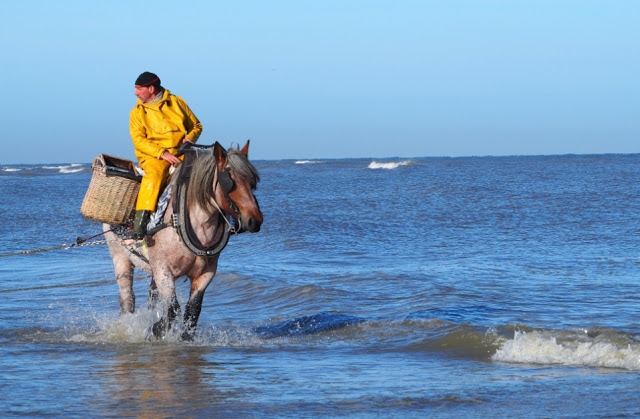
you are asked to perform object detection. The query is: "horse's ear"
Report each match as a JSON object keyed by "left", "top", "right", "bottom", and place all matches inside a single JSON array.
[
  {"left": 241, "top": 140, "right": 250, "bottom": 157},
  {"left": 213, "top": 141, "right": 227, "bottom": 163}
]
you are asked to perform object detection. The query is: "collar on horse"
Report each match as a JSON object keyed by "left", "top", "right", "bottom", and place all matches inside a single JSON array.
[{"left": 154, "top": 143, "right": 237, "bottom": 257}]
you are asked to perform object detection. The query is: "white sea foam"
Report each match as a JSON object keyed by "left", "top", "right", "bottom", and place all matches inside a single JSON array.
[
  {"left": 492, "top": 330, "right": 640, "bottom": 371},
  {"left": 1, "top": 167, "right": 21, "bottom": 172},
  {"left": 368, "top": 160, "right": 412, "bottom": 170}
]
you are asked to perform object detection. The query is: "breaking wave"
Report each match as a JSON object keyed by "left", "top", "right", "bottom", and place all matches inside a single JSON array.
[{"left": 492, "top": 329, "right": 640, "bottom": 370}]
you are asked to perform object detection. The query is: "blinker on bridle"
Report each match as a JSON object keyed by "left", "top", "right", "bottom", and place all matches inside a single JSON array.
[
  {"left": 218, "top": 168, "right": 234, "bottom": 195},
  {"left": 215, "top": 166, "right": 241, "bottom": 232}
]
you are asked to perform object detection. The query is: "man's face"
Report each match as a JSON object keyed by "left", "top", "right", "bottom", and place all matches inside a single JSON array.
[{"left": 135, "top": 85, "right": 155, "bottom": 103}]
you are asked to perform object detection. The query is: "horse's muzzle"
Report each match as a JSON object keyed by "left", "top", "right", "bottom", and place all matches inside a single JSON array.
[{"left": 239, "top": 213, "right": 262, "bottom": 233}]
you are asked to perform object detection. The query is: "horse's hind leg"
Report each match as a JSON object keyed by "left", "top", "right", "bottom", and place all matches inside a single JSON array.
[
  {"left": 116, "top": 264, "right": 135, "bottom": 314},
  {"left": 105, "top": 229, "right": 135, "bottom": 314}
]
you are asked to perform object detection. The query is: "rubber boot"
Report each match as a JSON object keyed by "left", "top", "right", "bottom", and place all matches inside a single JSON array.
[{"left": 131, "top": 210, "right": 150, "bottom": 240}]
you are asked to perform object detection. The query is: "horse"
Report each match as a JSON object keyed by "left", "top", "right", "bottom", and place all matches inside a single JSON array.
[{"left": 104, "top": 141, "right": 262, "bottom": 340}]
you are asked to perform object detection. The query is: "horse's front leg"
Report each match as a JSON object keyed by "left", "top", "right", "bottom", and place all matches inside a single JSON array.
[
  {"left": 181, "top": 271, "right": 216, "bottom": 341},
  {"left": 150, "top": 270, "right": 180, "bottom": 339},
  {"left": 148, "top": 277, "right": 158, "bottom": 310}
]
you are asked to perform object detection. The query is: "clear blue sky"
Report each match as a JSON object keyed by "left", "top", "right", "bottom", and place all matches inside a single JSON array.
[{"left": 2, "top": 0, "right": 638, "bottom": 164}]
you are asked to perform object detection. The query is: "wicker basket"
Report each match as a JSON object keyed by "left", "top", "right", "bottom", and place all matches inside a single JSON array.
[{"left": 80, "top": 154, "right": 141, "bottom": 224}]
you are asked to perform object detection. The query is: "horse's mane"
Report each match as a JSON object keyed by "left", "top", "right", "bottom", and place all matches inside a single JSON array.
[{"left": 171, "top": 146, "right": 260, "bottom": 216}]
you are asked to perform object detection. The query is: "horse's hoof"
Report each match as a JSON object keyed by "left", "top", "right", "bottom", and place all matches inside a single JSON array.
[
  {"left": 180, "top": 331, "right": 194, "bottom": 342},
  {"left": 152, "top": 320, "right": 167, "bottom": 339}
]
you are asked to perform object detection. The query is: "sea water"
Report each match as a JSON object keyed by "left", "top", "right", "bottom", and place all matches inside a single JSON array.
[{"left": 1, "top": 154, "right": 640, "bottom": 417}]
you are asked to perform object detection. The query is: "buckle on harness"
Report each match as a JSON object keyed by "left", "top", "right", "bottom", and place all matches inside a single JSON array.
[{"left": 171, "top": 213, "right": 180, "bottom": 228}]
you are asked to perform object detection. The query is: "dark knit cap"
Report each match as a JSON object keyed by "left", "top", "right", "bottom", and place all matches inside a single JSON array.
[{"left": 135, "top": 72, "right": 161, "bottom": 87}]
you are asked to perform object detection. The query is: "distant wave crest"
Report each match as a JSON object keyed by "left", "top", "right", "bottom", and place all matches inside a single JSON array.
[
  {"left": 43, "top": 164, "right": 86, "bottom": 174},
  {"left": 295, "top": 160, "right": 325, "bottom": 164},
  {"left": 492, "top": 330, "right": 640, "bottom": 370},
  {"left": 60, "top": 164, "right": 85, "bottom": 174},
  {"left": 368, "top": 160, "right": 412, "bottom": 170}
]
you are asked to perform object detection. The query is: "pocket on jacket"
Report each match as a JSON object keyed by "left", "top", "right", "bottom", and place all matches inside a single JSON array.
[{"left": 152, "top": 121, "right": 181, "bottom": 135}]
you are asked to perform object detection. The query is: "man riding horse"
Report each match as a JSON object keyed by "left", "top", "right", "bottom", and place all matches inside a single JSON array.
[
  {"left": 105, "top": 72, "right": 262, "bottom": 340},
  {"left": 129, "top": 71, "right": 202, "bottom": 240}
]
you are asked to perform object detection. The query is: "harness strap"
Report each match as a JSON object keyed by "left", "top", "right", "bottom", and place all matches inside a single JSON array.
[{"left": 146, "top": 222, "right": 170, "bottom": 236}]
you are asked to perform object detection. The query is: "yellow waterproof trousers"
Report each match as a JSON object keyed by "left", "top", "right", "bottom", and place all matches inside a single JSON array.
[{"left": 136, "top": 157, "right": 171, "bottom": 212}]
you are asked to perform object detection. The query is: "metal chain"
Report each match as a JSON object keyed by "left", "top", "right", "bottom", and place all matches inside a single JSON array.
[
  {"left": 0, "top": 233, "right": 118, "bottom": 258},
  {"left": 75, "top": 239, "right": 115, "bottom": 247}
]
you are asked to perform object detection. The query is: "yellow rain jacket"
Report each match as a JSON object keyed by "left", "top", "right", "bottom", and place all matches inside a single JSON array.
[{"left": 129, "top": 89, "right": 202, "bottom": 211}]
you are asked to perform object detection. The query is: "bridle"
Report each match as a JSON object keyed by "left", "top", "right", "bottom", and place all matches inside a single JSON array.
[
  {"left": 170, "top": 142, "right": 246, "bottom": 257},
  {"left": 211, "top": 165, "right": 242, "bottom": 234}
]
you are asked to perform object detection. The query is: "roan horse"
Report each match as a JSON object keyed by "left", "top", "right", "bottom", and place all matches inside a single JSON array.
[{"left": 104, "top": 141, "right": 262, "bottom": 340}]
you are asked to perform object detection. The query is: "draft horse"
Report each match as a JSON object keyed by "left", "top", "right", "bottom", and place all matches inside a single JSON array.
[{"left": 104, "top": 141, "right": 262, "bottom": 340}]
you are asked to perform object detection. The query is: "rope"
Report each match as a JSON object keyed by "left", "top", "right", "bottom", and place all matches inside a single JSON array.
[
  {"left": 0, "top": 228, "right": 152, "bottom": 294},
  {"left": 0, "top": 274, "right": 151, "bottom": 294},
  {"left": 0, "top": 244, "right": 76, "bottom": 257},
  {"left": 211, "top": 197, "right": 238, "bottom": 233},
  {"left": 0, "top": 230, "right": 115, "bottom": 258}
]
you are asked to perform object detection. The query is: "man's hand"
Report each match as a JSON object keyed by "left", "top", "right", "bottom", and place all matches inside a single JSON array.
[{"left": 161, "top": 151, "right": 181, "bottom": 165}]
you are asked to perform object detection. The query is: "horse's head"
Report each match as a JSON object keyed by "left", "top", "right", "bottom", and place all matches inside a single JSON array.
[{"left": 213, "top": 141, "right": 263, "bottom": 233}]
